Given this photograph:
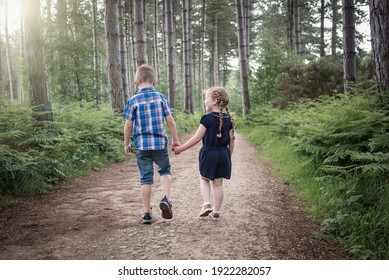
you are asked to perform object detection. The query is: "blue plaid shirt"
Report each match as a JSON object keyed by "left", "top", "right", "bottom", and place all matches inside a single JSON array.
[{"left": 123, "top": 87, "right": 172, "bottom": 151}]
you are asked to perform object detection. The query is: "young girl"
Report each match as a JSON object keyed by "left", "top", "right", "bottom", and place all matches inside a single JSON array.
[{"left": 173, "top": 86, "right": 235, "bottom": 221}]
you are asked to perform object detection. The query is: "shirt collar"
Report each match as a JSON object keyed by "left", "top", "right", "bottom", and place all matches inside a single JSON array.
[{"left": 138, "top": 87, "right": 154, "bottom": 92}]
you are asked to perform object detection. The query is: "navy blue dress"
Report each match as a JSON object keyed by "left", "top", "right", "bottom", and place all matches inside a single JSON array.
[{"left": 198, "top": 112, "right": 232, "bottom": 180}]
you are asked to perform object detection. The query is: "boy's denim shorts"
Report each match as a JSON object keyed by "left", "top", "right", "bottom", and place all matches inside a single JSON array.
[{"left": 136, "top": 147, "right": 171, "bottom": 185}]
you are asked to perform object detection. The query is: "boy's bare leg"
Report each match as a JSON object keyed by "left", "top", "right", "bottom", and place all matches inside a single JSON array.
[
  {"left": 141, "top": 184, "right": 152, "bottom": 212},
  {"left": 212, "top": 178, "right": 224, "bottom": 212},
  {"left": 160, "top": 175, "right": 171, "bottom": 199}
]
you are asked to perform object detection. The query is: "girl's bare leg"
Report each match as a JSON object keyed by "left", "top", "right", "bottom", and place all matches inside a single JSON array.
[
  {"left": 200, "top": 178, "right": 211, "bottom": 204},
  {"left": 212, "top": 178, "right": 224, "bottom": 212}
]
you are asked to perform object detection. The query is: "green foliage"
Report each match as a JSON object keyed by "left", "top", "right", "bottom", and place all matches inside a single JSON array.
[
  {"left": 251, "top": 32, "right": 289, "bottom": 104},
  {"left": 173, "top": 111, "right": 201, "bottom": 133},
  {"left": 274, "top": 56, "right": 344, "bottom": 107},
  {"left": 240, "top": 90, "right": 389, "bottom": 259},
  {"left": 284, "top": 92, "right": 389, "bottom": 181},
  {"left": 0, "top": 99, "right": 126, "bottom": 197},
  {"left": 249, "top": 33, "right": 346, "bottom": 109},
  {"left": 44, "top": 1, "right": 108, "bottom": 103},
  {"left": 226, "top": 70, "right": 244, "bottom": 114}
]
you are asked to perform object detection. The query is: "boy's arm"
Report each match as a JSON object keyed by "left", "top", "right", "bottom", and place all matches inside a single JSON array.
[
  {"left": 165, "top": 115, "right": 180, "bottom": 147},
  {"left": 124, "top": 119, "right": 133, "bottom": 155}
]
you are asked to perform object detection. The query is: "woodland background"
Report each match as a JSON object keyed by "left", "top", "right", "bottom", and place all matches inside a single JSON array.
[{"left": 1, "top": 0, "right": 389, "bottom": 259}]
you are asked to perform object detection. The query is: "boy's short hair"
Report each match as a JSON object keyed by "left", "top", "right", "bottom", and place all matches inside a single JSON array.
[{"left": 135, "top": 64, "right": 156, "bottom": 84}]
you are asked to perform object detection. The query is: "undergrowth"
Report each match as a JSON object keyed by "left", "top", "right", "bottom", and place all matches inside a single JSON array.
[
  {"left": 0, "top": 98, "right": 199, "bottom": 206},
  {"left": 0, "top": 100, "right": 125, "bottom": 197},
  {"left": 240, "top": 91, "right": 389, "bottom": 259},
  {"left": 0, "top": 100, "right": 125, "bottom": 195}
]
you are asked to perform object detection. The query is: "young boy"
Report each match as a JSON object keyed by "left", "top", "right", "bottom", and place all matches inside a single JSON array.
[{"left": 123, "top": 64, "right": 180, "bottom": 224}]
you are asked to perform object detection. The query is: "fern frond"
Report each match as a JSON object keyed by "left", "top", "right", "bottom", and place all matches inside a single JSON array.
[
  {"left": 0, "top": 130, "right": 26, "bottom": 142},
  {"left": 323, "top": 151, "right": 352, "bottom": 164},
  {"left": 369, "top": 134, "right": 389, "bottom": 151},
  {"left": 355, "top": 163, "right": 389, "bottom": 174},
  {"left": 350, "top": 152, "right": 389, "bottom": 163}
]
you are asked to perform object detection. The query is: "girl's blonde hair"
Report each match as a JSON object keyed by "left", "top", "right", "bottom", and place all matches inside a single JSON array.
[{"left": 206, "top": 86, "right": 235, "bottom": 140}]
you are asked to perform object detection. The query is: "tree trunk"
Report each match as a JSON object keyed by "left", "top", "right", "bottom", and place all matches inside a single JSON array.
[
  {"left": 200, "top": 0, "right": 206, "bottom": 111},
  {"left": 128, "top": 0, "right": 136, "bottom": 94},
  {"left": 162, "top": 0, "right": 167, "bottom": 76},
  {"left": 92, "top": 0, "right": 100, "bottom": 105},
  {"left": 331, "top": 0, "right": 339, "bottom": 57},
  {"left": 182, "top": 0, "right": 194, "bottom": 113},
  {"left": 69, "top": 1, "right": 84, "bottom": 101},
  {"left": 342, "top": 0, "right": 356, "bottom": 92},
  {"left": 153, "top": 0, "right": 159, "bottom": 77},
  {"left": 188, "top": 0, "right": 193, "bottom": 113},
  {"left": 129, "top": 0, "right": 137, "bottom": 83},
  {"left": 235, "top": 0, "right": 250, "bottom": 116},
  {"left": 320, "top": 0, "right": 325, "bottom": 57},
  {"left": 288, "top": 0, "right": 294, "bottom": 50},
  {"left": 56, "top": 0, "right": 69, "bottom": 97},
  {"left": 165, "top": 0, "right": 175, "bottom": 108},
  {"left": 244, "top": 0, "right": 250, "bottom": 61},
  {"left": 370, "top": 0, "right": 389, "bottom": 94},
  {"left": 294, "top": 0, "right": 301, "bottom": 55},
  {"left": 4, "top": 0, "right": 15, "bottom": 102},
  {"left": 19, "top": 2, "right": 25, "bottom": 100},
  {"left": 183, "top": 0, "right": 189, "bottom": 111},
  {"left": 23, "top": 0, "right": 53, "bottom": 121},
  {"left": 213, "top": 16, "right": 219, "bottom": 85},
  {"left": 105, "top": 0, "right": 124, "bottom": 112},
  {"left": 134, "top": 0, "right": 147, "bottom": 66},
  {"left": 118, "top": 0, "right": 129, "bottom": 101}
]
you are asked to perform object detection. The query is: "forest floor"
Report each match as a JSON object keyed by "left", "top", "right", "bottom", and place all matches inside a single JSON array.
[{"left": 0, "top": 133, "right": 349, "bottom": 260}]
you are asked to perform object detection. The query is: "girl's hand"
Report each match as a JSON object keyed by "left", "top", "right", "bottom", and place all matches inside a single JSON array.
[{"left": 172, "top": 146, "right": 182, "bottom": 155}]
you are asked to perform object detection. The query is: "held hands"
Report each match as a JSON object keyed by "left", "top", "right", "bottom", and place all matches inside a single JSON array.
[
  {"left": 171, "top": 145, "right": 182, "bottom": 155},
  {"left": 171, "top": 140, "right": 182, "bottom": 155}
]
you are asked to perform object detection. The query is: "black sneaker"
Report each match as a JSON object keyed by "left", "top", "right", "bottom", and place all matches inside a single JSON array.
[
  {"left": 159, "top": 196, "right": 173, "bottom": 219},
  {"left": 141, "top": 212, "right": 153, "bottom": 224}
]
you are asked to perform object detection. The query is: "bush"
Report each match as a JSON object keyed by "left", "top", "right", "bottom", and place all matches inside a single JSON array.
[
  {"left": 274, "top": 57, "right": 343, "bottom": 107},
  {"left": 0, "top": 100, "right": 126, "bottom": 196},
  {"left": 240, "top": 90, "right": 389, "bottom": 259}
]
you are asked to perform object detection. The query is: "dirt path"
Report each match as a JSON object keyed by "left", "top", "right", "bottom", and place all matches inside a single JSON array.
[{"left": 0, "top": 133, "right": 348, "bottom": 260}]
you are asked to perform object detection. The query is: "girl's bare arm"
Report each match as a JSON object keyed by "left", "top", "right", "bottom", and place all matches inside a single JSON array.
[
  {"left": 173, "top": 124, "right": 206, "bottom": 154},
  {"left": 228, "top": 129, "right": 235, "bottom": 155}
]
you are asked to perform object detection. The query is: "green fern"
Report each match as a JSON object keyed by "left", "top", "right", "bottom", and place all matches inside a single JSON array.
[{"left": 241, "top": 89, "right": 389, "bottom": 259}]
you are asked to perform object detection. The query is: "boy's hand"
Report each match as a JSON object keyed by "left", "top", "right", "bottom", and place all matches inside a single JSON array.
[
  {"left": 124, "top": 144, "right": 133, "bottom": 155},
  {"left": 170, "top": 138, "right": 181, "bottom": 154},
  {"left": 171, "top": 140, "right": 181, "bottom": 149}
]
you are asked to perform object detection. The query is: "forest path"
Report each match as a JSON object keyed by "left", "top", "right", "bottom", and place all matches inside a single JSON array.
[{"left": 0, "top": 133, "right": 348, "bottom": 260}]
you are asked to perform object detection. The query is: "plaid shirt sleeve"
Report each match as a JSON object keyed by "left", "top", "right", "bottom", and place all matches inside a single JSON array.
[
  {"left": 123, "top": 99, "right": 136, "bottom": 121},
  {"left": 160, "top": 94, "right": 172, "bottom": 117}
]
